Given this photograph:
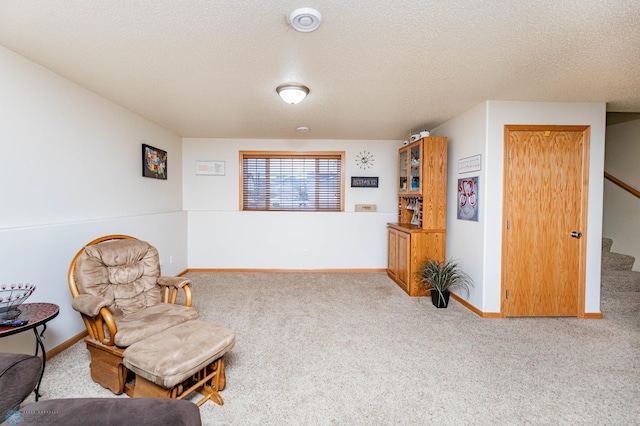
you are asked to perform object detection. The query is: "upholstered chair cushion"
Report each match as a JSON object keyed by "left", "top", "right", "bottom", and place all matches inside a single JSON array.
[
  {"left": 73, "top": 239, "right": 163, "bottom": 317},
  {"left": 113, "top": 304, "right": 199, "bottom": 347},
  {"left": 124, "top": 320, "right": 236, "bottom": 389},
  {"left": 0, "top": 353, "right": 41, "bottom": 415}
]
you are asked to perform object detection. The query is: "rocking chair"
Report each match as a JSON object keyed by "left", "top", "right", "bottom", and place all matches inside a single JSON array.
[{"left": 68, "top": 235, "right": 234, "bottom": 405}]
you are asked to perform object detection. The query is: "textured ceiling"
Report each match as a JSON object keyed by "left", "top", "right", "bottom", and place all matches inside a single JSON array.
[{"left": 1, "top": 1, "right": 639, "bottom": 140}]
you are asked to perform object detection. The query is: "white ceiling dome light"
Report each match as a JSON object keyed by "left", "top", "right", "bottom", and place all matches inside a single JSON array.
[
  {"left": 276, "top": 84, "right": 310, "bottom": 104},
  {"left": 289, "top": 7, "right": 322, "bottom": 32}
]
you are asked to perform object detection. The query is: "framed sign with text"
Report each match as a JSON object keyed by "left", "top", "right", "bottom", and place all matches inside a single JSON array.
[
  {"left": 351, "top": 176, "right": 379, "bottom": 188},
  {"left": 458, "top": 154, "right": 481, "bottom": 174}
]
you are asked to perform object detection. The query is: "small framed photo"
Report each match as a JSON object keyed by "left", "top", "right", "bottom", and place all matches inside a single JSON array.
[
  {"left": 351, "top": 176, "right": 379, "bottom": 188},
  {"left": 195, "top": 160, "right": 225, "bottom": 176},
  {"left": 142, "top": 144, "right": 167, "bottom": 179}
]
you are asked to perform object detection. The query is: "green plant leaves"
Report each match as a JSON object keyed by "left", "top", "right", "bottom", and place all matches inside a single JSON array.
[{"left": 417, "top": 258, "right": 474, "bottom": 299}]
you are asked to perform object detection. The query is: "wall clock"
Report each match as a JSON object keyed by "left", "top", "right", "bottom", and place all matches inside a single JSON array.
[{"left": 355, "top": 151, "right": 374, "bottom": 170}]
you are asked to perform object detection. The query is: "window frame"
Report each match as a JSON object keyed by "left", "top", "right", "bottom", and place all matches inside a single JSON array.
[{"left": 239, "top": 151, "right": 345, "bottom": 212}]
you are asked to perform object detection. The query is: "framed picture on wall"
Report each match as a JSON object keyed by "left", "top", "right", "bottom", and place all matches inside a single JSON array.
[
  {"left": 457, "top": 176, "right": 479, "bottom": 221},
  {"left": 142, "top": 144, "right": 167, "bottom": 180},
  {"left": 195, "top": 160, "right": 225, "bottom": 176},
  {"left": 350, "top": 176, "right": 379, "bottom": 188}
]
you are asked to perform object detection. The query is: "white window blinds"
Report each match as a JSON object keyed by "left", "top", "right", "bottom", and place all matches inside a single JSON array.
[{"left": 241, "top": 152, "right": 344, "bottom": 212}]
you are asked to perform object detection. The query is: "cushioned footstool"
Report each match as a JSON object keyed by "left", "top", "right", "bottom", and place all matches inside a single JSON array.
[{"left": 123, "top": 320, "right": 235, "bottom": 406}]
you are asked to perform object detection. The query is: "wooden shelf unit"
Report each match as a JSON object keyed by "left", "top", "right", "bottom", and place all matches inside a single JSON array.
[{"left": 387, "top": 136, "right": 448, "bottom": 296}]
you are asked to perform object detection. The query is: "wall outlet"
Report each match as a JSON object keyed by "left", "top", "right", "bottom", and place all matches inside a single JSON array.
[
  {"left": 303, "top": 248, "right": 309, "bottom": 257},
  {"left": 169, "top": 256, "right": 174, "bottom": 264}
]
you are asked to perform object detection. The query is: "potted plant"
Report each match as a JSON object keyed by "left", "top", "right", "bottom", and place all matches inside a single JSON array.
[{"left": 417, "top": 258, "right": 474, "bottom": 308}]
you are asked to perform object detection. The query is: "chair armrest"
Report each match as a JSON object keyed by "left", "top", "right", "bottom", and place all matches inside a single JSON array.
[
  {"left": 71, "top": 295, "right": 117, "bottom": 345},
  {"left": 157, "top": 276, "right": 191, "bottom": 288},
  {"left": 71, "top": 294, "right": 111, "bottom": 317},
  {"left": 157, "top": 276, "right": 193, "bottom": 307}
]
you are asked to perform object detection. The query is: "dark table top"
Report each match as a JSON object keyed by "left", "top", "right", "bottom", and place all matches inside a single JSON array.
[{"left": 0, "top": 303, "right": 59, "bottom": 338}]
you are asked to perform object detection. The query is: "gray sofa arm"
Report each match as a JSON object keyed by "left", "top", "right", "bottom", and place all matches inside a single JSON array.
[
  {"left": 1, "top": 353, "right": 201, "bottom": 426},
  {"left": 1, "top": 398, "right": 202, "bottom": 426},
  {"left": 0, "top": 353, "right": 41, "bottom": 415}
]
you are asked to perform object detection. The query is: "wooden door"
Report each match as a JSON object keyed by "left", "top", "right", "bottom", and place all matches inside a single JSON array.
[{"left": 502, "top": 126, "right": 589, "bottom": 317}]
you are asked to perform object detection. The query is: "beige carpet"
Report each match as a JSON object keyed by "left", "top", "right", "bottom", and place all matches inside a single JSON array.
[{"left": 30, "top": 272, "right": 639, "bottom": 425}]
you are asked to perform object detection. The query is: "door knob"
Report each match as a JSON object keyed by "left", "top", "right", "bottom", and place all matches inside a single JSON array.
[{"left": 571, "top": 231, "right": 583, "bottom": 238}]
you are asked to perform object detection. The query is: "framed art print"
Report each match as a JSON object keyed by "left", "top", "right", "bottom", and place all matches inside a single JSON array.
[
  {"left": 142, "top": 144, "right": 167, "bottom": 180},
  {"left": 195, "top": 160, "right": 225, "bottom": 176},
  {"left": 457, "top": 176, "right": 479, "bottom": 221}
]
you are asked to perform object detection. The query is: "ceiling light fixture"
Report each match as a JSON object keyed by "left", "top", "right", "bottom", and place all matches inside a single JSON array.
[
  {"left": 289, "top": 7, "right": 322, "bottom": 32},
  {"left": 276, "top": 84, "right": 310, "bottom": 104},
  {"left": 296, "top": 126, "right": 310, "bottom": 133}
]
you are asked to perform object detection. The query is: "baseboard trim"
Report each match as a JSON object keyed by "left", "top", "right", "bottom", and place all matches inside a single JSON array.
[
  {"left": 582, "top": 312, "right": 604, "bottom": 319},
  {"left": 46, "top": 330, "right": 88, "bottom": 360},
  {"left": 186, "top": 268, "right": 387, "bottom": 273},
  {"left": 450, "top": 293, "right": 502, "bottom": 318}
]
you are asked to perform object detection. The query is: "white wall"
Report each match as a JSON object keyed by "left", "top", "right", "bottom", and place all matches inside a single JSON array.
[
  {"left": 430, "top": 102, "right": 488, "bottom": 310},
  {"left": 0, "top": 213, "right": 187, "bottom": 355},
  {"left": 433, "top": 101, "right": 606, "bottom": 314},
  {"left": 183, "top": 138, "right": 399, "bottom": 269},
  {"left": 603, "top": 119, "right": 640, "bottom": 271},
  {"left": 0, "top": 46, "right": 187, "bottom": 354}
]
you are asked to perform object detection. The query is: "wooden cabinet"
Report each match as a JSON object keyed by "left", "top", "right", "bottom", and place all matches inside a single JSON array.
[{"left": 388, "top": 136, "right": 448, "bottom": 296}]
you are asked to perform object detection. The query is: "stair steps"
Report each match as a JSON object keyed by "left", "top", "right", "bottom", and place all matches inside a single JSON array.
[{"left": 601, "top": 237, "right": 640, "bottom": 293}]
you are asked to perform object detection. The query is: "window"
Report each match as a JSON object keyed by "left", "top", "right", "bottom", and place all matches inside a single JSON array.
[{"left": 240, "top": 151, "right": 344, "bottom": 212}]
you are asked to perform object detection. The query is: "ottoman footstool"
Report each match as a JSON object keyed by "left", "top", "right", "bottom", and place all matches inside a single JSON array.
[{"left": 123, "top": 320, "right": 235, "bottom": 406}]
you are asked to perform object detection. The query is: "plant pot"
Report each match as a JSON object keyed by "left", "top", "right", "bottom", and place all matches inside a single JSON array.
[{"left": 431, "top": 290, "right": 450, "bottom": 308}]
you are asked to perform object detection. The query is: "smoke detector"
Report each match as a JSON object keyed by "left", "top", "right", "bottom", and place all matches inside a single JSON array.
[{"left": 289, "top": 8, "right": 322, "bottom": 32}]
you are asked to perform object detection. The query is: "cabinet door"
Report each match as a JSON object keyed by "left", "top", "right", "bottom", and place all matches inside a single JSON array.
[
  {"left": 387, "top": 228, "right": 398, "bottom": 279},
  {"left": 396, "top": 231, "right": 410, "bottom": 290},
  {"left": 408, "top": 142, "right": 423, "bottom": 194},
  {"left": 398, "top": 147, "right": 409, "bottom": 194}
]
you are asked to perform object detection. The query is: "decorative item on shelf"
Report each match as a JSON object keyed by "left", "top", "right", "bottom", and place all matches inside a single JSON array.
[
  {"left": 416, "top": 259, "right": 473, "bottom": 308},
  {"left": 411, "top": 210, "right": 419, "bottom": 225},
  {"left": 420, "top": 130, "right": 430, "bottom": 137},
  {"left": 0, "top": 283, "right": 36, "bottom": 319}
]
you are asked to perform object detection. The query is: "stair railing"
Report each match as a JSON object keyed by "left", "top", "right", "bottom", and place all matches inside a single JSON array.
[{"left": 604, "top": 172, "right": 640, "bottom": 199}]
